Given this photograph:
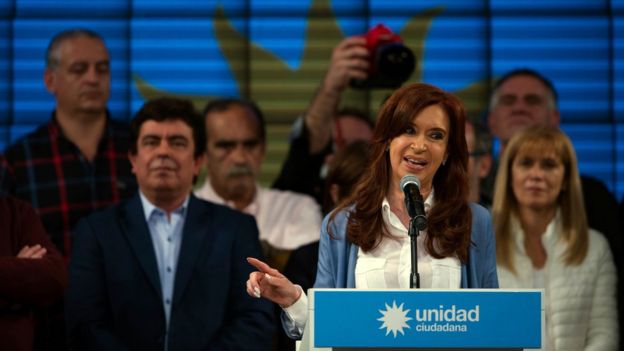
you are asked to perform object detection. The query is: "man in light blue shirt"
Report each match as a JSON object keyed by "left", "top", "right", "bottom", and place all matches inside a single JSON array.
[
  {"left": 141, "top": 193, "right": 187, "bottom": 329},
  {"left": 66, "top": 97, "right": 274, "bottom": 350}
]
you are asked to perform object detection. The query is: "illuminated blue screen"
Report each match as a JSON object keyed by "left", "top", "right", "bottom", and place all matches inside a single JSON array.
[{"left": 0, "top": 0, "right": 622, "bottom": 201}]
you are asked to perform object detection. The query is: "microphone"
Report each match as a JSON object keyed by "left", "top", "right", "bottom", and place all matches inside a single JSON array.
[{"left": 399, "top": 174, "right": 427, "bottom": 231}]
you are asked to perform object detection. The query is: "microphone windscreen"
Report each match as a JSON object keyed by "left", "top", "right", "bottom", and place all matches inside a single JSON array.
[{"left": 400, "top": 174, "right": 420, "bottom": 191}]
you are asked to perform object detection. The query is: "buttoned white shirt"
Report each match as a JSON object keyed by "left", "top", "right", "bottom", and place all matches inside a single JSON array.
[
  {"left": 355, "top": 193, "right": 461, "bottom": 289},
  {"left": 195, "top": 181, "right": 321, "bottom": 250}
]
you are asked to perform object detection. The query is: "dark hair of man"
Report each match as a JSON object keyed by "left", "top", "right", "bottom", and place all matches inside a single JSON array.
[
  {"left": 493, "top": 68, "right": 558, "bottom": 106},
  {"left": 45, "top": 28, "right": 105, "bottom": 69},
  {"left": 330, "top": 83, "right": 472, "bottom": 262},
  {"left": 130, "top": 97, "right": 206, "bottom": 158},
  {"left": 336, "top": 107, "right": 375, "bottom": 130},
  {"left": 202, "top": 98, "right": 266, "bottom": 142}
]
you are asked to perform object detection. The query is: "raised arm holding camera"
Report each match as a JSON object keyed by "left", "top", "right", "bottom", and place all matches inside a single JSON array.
[
  {"left": 273, "top": 25, "right": 414, "bottom": 203},
  {"left": 305, "top": 36, "right": 370, "bottom": 155},
  {"left": 272, "top": 36, "right": 374, "bottom": 202},
  {"left": 305, "top": 25, "right": 415, "bottom": 153}
]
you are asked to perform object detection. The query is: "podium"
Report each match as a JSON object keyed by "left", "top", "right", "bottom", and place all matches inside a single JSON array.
[{"left": 298, "top": 289, "right": 543, "bottom": 351}]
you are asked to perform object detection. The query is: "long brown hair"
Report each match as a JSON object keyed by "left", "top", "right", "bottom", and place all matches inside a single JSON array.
[
  {"left": 493, "top": 126, "right": 588, "bottom": 273},
  {"left": 330, "top": 83, "right": 472, "bottom": 262}
]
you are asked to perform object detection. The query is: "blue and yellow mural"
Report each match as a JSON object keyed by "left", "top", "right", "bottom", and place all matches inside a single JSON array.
[{"left": 1, "top": 0, "right": 622, "bottom": 197}]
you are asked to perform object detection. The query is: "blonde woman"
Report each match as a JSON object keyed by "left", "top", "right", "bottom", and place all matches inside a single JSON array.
[{"left": 492, "top": 126, "right": 618, "bottom": 350}]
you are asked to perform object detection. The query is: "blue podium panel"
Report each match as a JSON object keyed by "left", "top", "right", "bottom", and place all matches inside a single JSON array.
[{"left": 310, "top": 289, "right": 541, "bottom": 349}]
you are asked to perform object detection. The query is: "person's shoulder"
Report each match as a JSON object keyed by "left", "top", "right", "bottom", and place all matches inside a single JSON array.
[
  {"left": 587, "top": 228, "right": 611, "bottom": 254},
  {"left": 321, "top": 206, "right": 353, "bottom": 236},
  {"left": 107, "top": 117, "right": 130, "bottom": 129},
  {"left": 580, "top": 175, "right": 617, "bottom": 202},
  {"left": 190, "top": 197, "right": 260, "bottom": 242},
  {"left": 580, "top": 174, "right": 608, "bottom": 189},
  {"left": 3, "top": 123, "right": 51, "bottom": 157},
  {"left": 469, "top": 202, "right": 491, "bottom": 222},
  {"left": 468, "top": 202, "right": 493, "bottom": 243},
  {"left": 0, "top": 195, "right": 37, "bottom": 218},
  {"left": 82, "top": 196, "right": 131, "bottom": 224},
  {"left": 259, "top": 186, "right": 319, "bottom": 208},
  {"left": 106, "top": 117, "right": 132, "bottom": 138},
  {"left": 191, "top": 195, "right": 255, "bottom": 222}
]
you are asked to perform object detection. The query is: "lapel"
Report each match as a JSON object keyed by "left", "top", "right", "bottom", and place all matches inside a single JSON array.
[
  {"left": 173, "top": 195, "right": 212, "bottom": 305},
  {"left": 120, "top": 193, "right": 162, "bottom": 298}
]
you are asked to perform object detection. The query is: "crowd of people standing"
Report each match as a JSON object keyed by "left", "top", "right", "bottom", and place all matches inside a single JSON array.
[{"left": 0, "top": 28, "right": 620, "bottom": 351}]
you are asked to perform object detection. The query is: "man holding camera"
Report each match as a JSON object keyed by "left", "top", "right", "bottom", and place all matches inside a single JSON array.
[
  {"left": 274, "top": 26, "right": 415, "bottom": 203},
  {"left": 272, "top": 36, "right": 375, "bottom": 203}
]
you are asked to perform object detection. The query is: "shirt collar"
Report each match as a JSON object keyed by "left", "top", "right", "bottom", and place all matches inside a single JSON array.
[
  {"left": 139, "top": 190, "right": 190, "bottom": 221},
  {"left": 49, "top": 110, "right": 113, "bottom": 151},
  {"left": 195, "top": 180, "right": 260, "bottom": 216}
]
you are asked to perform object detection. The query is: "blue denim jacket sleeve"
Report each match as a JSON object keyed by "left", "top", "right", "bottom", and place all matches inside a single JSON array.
[{"left": 461, "top": 203, "right": 499, "bottom": 288}]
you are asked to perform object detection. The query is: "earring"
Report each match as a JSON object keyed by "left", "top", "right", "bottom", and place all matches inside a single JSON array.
[{"left": 442, "top": 157, "right": 447, "bottom": 166}]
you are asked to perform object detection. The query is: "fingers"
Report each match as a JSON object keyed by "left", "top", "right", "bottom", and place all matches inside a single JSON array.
[
  {"left": 262, "top": 273, "right": 302, "bottom": 307},
  {"left": 332, "top": 46, "right": 369, "bottom": 71},
  {"left": 247, "top": 270, "right": 264, "bottom": 289},
  {"left": 344, "top": 65, "right": 368, "bottom": 81},
  {"left": 262, "top": 273, "right": 286, "bottom": 288},
  {"left": 334, "top": 36, "right": 369, "bottom": 62},
  {"left": 334, "top": 45, "right": 369, "bottom": 62},
  {"left": 246, "top": 257, "right": 266, "bottom": 271},
  {"left": 246, "top": 270, "right": 287, "bottom": 294},
  {"left": 246, "top": 278, "right": 261, "bottom": 298},
  {"left": 325, "top": 38, "right": 370, "bottom": 91},
  {"left": 31, "top": 247, "right": 47, "bottom": 259},
  {"left": 17, "top": 245, "right": 31, "bottom": 257},
  {"left": 336, "top": 36, "right": 368, "bottom": 51},
  {"left": 17, "top": 244, "right": 47, "bottom": 259},
  {"left": 246, "top": 257, "right": 301, "bottom": 307},
  {"left": 246, "top": 257, "right": 285, "bottom": 278},
  {"left": 246, "top": 270, "right": 301, "bottom": 307}
]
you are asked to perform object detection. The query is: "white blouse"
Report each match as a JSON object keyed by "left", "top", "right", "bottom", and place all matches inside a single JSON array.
[{"left": 354, "top": 196, "right": 461, "bottom": 289}]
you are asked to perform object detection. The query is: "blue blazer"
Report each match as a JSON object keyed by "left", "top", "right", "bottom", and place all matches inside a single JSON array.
[
  {"left": 314, "top": 203, "right": 499, "bottom": 289},
  {"left": 66, "top": 193, "right": 274, "bottom": 351}
]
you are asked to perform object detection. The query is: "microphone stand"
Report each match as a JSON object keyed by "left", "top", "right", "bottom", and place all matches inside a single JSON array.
[{"left": 408, "top": 217, "right": 420, "bottom": 289}]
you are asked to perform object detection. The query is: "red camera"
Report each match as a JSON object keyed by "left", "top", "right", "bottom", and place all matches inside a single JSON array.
[{"left": 351, "top": 24, "right": 416, "bottom": 89}]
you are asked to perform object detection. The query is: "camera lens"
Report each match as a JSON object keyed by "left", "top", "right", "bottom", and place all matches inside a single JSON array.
[{"left": 377, "top": 43, "right": 416, "bottom": 83}]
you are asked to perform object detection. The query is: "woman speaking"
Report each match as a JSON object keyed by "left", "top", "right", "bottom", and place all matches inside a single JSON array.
[{"left": 246, "top": 83, "right": 498, "bottom": 339}]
